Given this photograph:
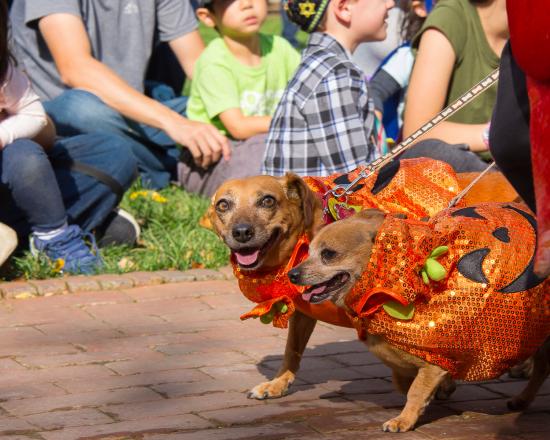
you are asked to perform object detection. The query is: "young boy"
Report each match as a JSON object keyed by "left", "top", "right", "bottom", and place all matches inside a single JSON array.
[
  {"left": 186, "top": 0, "right": 301, "bottom": 140},
  {"left": 262, "top": 0, "right": 395, "bottom": 176}
]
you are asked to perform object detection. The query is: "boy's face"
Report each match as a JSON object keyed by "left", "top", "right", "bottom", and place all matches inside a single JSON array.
[
  {"left": 349, "top": 0, "right": 395, "bottom": 43},
  {"left": 200, "top": 0, "right": 268, "bottom": 38}
]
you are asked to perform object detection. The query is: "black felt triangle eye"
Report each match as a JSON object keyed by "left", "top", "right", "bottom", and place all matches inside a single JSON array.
[{"left": 492, "top": 227, "right": 510, "bottom": 243}]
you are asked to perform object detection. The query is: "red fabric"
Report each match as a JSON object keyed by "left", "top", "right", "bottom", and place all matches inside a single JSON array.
[{"left": 507, "top": 0, "right": 550, "bottom": 276}]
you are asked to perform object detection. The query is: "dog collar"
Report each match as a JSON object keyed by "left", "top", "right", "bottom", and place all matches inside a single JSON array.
[{"left": 232, "top": 234, "right": 310, "bottom": 328}]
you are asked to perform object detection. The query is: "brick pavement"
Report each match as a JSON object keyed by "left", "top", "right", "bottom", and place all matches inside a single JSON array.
[{"left": 0, "top": 278, "right": 548, "bottom": 439}]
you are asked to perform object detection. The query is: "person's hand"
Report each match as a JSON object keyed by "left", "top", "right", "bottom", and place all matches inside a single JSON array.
[{"left": 163, "top": 115, "right": 231, "bottom": 168}]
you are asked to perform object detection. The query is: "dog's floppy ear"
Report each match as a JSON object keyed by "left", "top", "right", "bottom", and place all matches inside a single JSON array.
[
  {"left": 199, "top": 196, "right": 216, "bottom": 231},
  {"left": 283, "top": 173, "right": 319, "bottom": 229},
  {"left": 354, "top": 209, "right": 386, "bottom": 242}
]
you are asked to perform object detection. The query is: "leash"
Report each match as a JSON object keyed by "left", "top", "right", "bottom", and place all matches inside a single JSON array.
[
  {"left": 447, "top": 161, "right": 497, "bottom": 208},
  {"left": 327, "top": 68, "right": 500, "bottom": 201}
]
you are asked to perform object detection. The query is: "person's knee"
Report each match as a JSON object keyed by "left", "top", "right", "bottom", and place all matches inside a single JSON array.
[
  {"left": 92, "top": 134, "right": 138, "bottom": 189},
  {"left": 44, "top": 90, "right": 119, "bottom": 135},
  {"left": 2, "top": 140, "right": 49, "bottom": 185}
]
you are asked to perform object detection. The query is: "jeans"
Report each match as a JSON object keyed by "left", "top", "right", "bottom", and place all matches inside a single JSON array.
[
  {"left": 0, "top": 135, "right": 137, "bottom": 239},
  {"left": 400, "top": 139, "right": 492, "bottom": 173},
  {"left": 44, "top": 89, "right": 187, "bottom": 189}
]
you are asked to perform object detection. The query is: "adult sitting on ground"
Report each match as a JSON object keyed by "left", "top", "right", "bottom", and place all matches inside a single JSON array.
[
  {"left": 400, "top": 0, "right": 508, "bottom": 172},
  {"left": 10, "top": 0, "right": 230, "bottom": 190}
]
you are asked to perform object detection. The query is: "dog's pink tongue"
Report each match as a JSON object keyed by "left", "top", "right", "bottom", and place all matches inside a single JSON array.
[
  {"left": 302, "top": 284, "right": 326, "bottom": 302},
  {"left": 235, "top": 250, "right": 260, "bottom": 266}
]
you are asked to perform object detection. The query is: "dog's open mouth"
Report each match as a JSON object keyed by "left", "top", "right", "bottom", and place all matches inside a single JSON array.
[
  {"left": 232, "top": 229, "right": 281, "bottom": 270},
  {"left": 301, "top": 272, "right": 350, "bottom": 304}
]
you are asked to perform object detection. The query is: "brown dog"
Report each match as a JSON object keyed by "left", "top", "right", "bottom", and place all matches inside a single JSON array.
[
  {"left": 201, "top": 165, "right": 521, "bottom": 402},
  {"left": 288, "top": 208, "right": 550, "bottom": 432}
]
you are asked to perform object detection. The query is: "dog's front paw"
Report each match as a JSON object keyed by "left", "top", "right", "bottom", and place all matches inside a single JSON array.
[
  {"left": 247, "top": 378, "right": 292, "bottom": 400},
  {"left": 382, "top": 417, "right": 415, "bottom": 433}
]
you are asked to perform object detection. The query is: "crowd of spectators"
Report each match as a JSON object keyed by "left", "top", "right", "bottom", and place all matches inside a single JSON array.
[{"left": 1, "top": 0, "right": 532, "bottom": 276}]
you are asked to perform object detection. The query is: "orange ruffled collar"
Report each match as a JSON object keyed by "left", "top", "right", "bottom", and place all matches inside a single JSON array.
[{"left": 232, "top": 234, "right": 310, "bottom": 328}]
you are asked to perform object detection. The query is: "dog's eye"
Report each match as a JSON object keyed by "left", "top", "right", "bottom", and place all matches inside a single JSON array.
[
  {"left": 215, "top": 199, "right": 231, "bottom": 213},
  {"left": 260, "top": 195, "right": 276, "bottom": 208},
  {"left": 321, "top": 249, "right": 337, "bottom": 263}
]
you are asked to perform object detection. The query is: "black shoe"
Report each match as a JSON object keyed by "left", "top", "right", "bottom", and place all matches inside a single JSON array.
[{"left": 96, "top": 209, "right": 140, "bottom": 247}]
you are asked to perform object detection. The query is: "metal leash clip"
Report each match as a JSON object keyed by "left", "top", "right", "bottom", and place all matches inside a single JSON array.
[{"left": 325, "top": 166, "right": 375, "bottom": 201}]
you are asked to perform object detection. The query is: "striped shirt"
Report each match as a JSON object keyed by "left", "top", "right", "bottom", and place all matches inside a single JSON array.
[{"left": 262, "top": 32, "right": 381, "bottom": 176}]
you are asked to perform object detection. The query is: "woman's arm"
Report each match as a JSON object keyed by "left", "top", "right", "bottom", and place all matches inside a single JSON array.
[{"left": 403, "top": 29, "right": 488, "bottom": 151}]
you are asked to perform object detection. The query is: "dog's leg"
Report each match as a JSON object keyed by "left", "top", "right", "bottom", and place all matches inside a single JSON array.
[
  {"left": 392, "top": 371, "right": 414, "bottom": 395},
  {"left": 508, "top": 356, "right": 534, "bottom": 379},
  {"left": 508, "top": 337, "right": 550, "bottom": 411},
  {"left": 382, "top": 364, "right": 448, "bottom": 432},
  {"left": 435, "top": 374, "right": 457, "bottom": 400},
  {"left": 248, "top": 311, "right": 317, "bottom": 399}
]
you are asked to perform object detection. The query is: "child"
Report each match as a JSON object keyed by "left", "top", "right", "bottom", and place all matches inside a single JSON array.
[
  {"left": 0, "top": 1, "right": 137, "bottom": 274},
  {"left": 186, "top": 0, "right": 301, "bottom": 140},
  {"left": 262, "top": 0, "right": 395, "bottom": 177}
]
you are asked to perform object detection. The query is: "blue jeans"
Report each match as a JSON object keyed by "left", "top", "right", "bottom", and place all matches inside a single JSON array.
[
  {"left": 281, "top": 6, "right": 299, "bottom": 48},
  {"left": 0, "top": 135, "right": 137, "bottom": 239},
  {"left": 44, "top": 89, "right": 187, "bottom": 189}
]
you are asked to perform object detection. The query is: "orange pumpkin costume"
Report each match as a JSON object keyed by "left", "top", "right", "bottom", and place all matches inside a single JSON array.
[
  {"left": 233, "top": 158, "right": 465, "bottom": 329},
  {"left": 345, "top": 203, "right": 550, "bottom": 381}
]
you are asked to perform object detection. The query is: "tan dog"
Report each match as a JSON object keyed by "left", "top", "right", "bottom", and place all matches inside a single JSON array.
[
  {"left": 201, "top": 167, "right": 521, "bottom": 402},
  {"left": 201, "top": 173, "right": 325, "bottom": 399},
  {"left": 287, "top": 209, "right": 550, "bottom": 432}
]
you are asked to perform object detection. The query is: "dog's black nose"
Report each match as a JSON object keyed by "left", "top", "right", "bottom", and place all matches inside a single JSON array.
[
  {"left": 288, "top": 268, "right": 301, "bottom": 284},
  {"left": 232, "top": 223, "right": 254, "bottom": 243}
]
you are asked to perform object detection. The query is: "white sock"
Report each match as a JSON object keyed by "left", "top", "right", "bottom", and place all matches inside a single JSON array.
[{"left": 33, "top": 222, "right": 69, "bottom": 241}]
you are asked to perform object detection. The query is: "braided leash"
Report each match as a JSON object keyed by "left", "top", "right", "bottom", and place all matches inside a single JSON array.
[{"left": 326, "top": 69, "right": 500, "bottom": 201}]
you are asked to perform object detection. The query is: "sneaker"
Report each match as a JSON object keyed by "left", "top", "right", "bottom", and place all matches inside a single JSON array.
[
  {"left": 96, "top": 208, "right": 141, "bottom": 247},
  {"left": 31, "top": 225, "right": 103, "bottom": 275}
]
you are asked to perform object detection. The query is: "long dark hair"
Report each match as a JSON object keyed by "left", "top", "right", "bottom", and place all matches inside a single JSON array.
[
  {"left": 400, "top": 1, "right": 427, "bottom": 42},
  {"left": 0, "top": 0, "right": 13, "bottom": 84}
]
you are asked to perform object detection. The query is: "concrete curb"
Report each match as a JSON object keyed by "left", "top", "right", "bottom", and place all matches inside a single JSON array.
[{"left": 0, "top": 265, "right": 236, "bottom": 300}]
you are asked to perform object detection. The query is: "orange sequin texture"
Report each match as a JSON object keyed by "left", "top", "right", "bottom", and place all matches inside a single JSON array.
[
  {"left": 304, "top": 157, "right": 463, "bottom": 219},
  {"left": 233, "top": 158, "right": 464, "bottom": 329},
  {"left": 345, "top": 203, "right": 550, "bottom": 381}
]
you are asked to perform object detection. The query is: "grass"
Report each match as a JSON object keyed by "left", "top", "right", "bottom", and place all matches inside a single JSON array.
[
  {"left": 3, "top": 15, "right": 305, "bottom": 281},
  {"left": 5, "top": 181, "right": 229, "bottom": 281}
]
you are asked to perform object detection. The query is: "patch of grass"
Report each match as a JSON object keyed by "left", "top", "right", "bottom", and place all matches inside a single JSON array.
[{"left": 5, "top": 182, "right": 229, "bottom": 281}]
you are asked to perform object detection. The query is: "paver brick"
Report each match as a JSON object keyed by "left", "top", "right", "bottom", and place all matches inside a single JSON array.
[
  {"left": 28, "top": 279, "right": 67, "bottom": 297},
  {"left": 65, "top": 276, "right": 101, "bottom": 293},
  {"left": 0, "top": 282, "right": 38, "bottom": 299},
  {"left": 24, "top": 408, "right": 113, "bottom": 430}
]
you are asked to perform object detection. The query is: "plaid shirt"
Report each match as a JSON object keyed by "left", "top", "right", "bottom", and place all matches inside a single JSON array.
[{"left": 262, "top": 33, "right": 381, "bottom": 176}]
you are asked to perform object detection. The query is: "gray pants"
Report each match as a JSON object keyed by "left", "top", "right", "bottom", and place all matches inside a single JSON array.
[
  {"left": 400, "top": 139, "right": 492, "bottom": 173},
  {"left": 177, "top": 134, "right": 267, "bottom": 197}
]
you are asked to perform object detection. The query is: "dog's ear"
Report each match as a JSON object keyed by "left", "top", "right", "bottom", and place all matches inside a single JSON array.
[
  {"left": 199, "top": 196, "right": 216, "bottom": 231},
  {"left": 282, "top": 173, "right": 319, "bottom": 229},
  {"left": 354, "top": 209, "right": 386, "bottom": 242}
]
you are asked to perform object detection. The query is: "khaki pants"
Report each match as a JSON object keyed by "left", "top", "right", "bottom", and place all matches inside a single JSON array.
[
  {"left": 0, "top": 223, "right": 17, "bottom": 266},
  {"left": 177, "top": 134, "right": 267, "bottom": 197}
]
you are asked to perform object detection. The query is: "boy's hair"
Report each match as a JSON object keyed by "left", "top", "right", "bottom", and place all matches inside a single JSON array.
[{"left": 284, "top": 0, "right": 330, "bottom": 33}]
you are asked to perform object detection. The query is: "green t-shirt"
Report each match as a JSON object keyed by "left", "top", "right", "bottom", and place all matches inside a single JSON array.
[
  {"left": 186, "top": 34, "right": 300, "bottom": 136},
  {"left": 413, "top": 0, "right": 500, "bottom": 125}
]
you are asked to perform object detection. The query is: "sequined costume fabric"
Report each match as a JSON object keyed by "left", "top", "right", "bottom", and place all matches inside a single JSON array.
[
  {"left": 233, "top": 158, "right": 464, "bottom": 328},
  {"left": 345, "top": 203, "right": 550, "bottom": 381}
]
